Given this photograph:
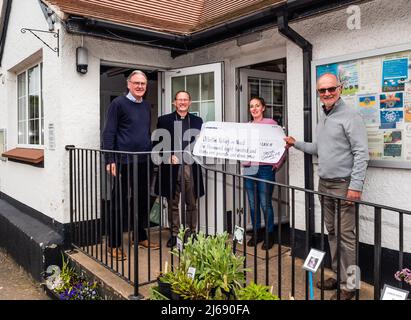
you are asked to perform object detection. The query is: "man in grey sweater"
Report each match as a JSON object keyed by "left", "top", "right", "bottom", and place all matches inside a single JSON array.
[{"left": 284, "top": 73, "right": 369, "bottom": 300}]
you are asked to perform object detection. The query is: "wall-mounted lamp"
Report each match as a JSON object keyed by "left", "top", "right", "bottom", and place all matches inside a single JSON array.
[{"left": 76, "top": 47, "right": 88, "bottom": 74}]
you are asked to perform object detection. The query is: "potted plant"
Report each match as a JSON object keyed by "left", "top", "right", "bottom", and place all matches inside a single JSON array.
[{"left": 167, "top": 227, "right": 249, "bottom": 300}]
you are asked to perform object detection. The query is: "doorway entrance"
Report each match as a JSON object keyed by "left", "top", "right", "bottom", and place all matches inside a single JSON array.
[
  {"left": 99, "top": 65, "right": 159, "bottom": 143},
  {"left": 238, "top": 58, "right": 289, "bottom": 226}
]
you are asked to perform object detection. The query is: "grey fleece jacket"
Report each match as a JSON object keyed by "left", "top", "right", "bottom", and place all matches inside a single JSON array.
[{"left": 294, "top": 98, "right": 369, "bottom": 191}]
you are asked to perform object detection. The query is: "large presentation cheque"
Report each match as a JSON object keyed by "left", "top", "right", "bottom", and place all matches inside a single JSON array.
[{"left": 193, "top": 121, "right": 286, "bottom": 164}]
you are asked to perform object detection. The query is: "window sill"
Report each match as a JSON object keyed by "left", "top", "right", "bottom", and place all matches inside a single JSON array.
[{"left": 2, "top": 148, "right": 44, "bottom": 167}]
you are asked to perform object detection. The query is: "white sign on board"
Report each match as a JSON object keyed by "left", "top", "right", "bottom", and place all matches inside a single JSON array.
[{"left": 193, "top": 121, "right": 286, "bottom": 164}]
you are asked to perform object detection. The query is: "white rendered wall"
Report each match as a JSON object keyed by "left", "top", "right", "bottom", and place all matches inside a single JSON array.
[
  {"left": 0, "top": 0, "right": 65, "bottom": 223},
  {"left": 0, "top": 0, "right": 173, "bottom": 224}
]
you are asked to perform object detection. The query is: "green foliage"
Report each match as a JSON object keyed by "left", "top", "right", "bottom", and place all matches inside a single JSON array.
[
  {"left": 58, "top": 255, "right": 80, "bottom": 290},
  {"left": 235, "top": 282, "right": 279, "bottom": 300},
  {"left": 45, "top": 254, "right": 101, "bottom": 300},
  {"left": 169, "top": 228, "right": 250, "bottom": 300},
  {"left": 170, "top": 272, "right": 214, "bottom": 300},
  {"left": 150, "top": 286, "right": 169, "bottom": 300}
]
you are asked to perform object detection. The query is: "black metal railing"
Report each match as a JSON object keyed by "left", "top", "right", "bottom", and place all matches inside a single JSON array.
[{"left": 66, "top": 146, "right": 411, "bottom": 300}]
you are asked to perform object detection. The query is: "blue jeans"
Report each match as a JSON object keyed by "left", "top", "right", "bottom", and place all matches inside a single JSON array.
[{"left": 244, "top": 165, "right": 275, "bottom": 233}]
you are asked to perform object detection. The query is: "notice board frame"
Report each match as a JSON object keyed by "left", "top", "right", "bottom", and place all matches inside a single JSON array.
[{"left": 311, "top": 42, "right": 411, "bottom": 170}]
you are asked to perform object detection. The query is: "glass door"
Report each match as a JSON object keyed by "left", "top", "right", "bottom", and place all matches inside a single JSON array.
[
  {"left": 163, "top": 62, "right": 224, "bottom": 234},
  {"left": 164, "top": 63, "right": 223, "bottom": 121},
  {"left": 239, "top": 68, "right": 289, "bottom": 226}
]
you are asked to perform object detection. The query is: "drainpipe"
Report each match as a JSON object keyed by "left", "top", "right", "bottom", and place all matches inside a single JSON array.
[
  {"left": 0, "top": 0, "right": 12, "bottom": 66},
  {"left": 277, "top": 11, "right": 315, "bottom": 255}
]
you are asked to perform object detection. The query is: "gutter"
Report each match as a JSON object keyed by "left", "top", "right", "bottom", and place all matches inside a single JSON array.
[
  {"left": 277, "top": 8, "right": 315, "bottom": 271},
  {"left": 0, "top": 0, "right": 12, "bottom": 67},
  {"left": 62, "top": 0, "right": 365, "bottom": 58}
]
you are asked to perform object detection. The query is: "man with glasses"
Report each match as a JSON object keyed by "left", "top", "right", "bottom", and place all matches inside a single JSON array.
[
  {"left": 284, "top": 73, "right": 369, "bottom": 300},
  {"left": 154, "top": 90, "right": 204, "bottom": 248},
  {"left": 103, "top": 70, "right": 160, "bottom": 261}
]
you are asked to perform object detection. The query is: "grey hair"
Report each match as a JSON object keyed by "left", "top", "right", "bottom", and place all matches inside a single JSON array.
[{"left": 127, "top": 70, "right": 148, "bottom": 82}]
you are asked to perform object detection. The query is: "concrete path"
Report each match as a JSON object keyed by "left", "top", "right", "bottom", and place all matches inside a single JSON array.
[{"left": 0, "top": 249, "right": 49, "bottom": 300}]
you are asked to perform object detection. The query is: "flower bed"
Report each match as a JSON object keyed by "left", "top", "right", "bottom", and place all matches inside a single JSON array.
[{"left": 43, "top": 255, "right": 102, "bottom": 300}]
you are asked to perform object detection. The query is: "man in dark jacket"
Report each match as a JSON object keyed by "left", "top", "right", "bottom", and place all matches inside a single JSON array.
[
  {"left": 103, "top": 70, "right": 160, "bottom": 261},
  {"left": 154, "top": 91, "right": 205, "bottom": 247}
]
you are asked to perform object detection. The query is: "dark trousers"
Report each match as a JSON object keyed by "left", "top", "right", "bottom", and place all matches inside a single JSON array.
[
  {"left": 167, "top": 165, "right": 197, "bottom": 236},
  {"left": 108, "top": 161, "right": 152, "bottom": 248}
]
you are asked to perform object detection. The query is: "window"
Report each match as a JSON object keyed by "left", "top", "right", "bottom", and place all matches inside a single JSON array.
[
  {"left": 171, "top": 72, "right": 215, "bottom": 121},
  {"left": 17, "top": 63, "right": 43, "bottom": 145}
]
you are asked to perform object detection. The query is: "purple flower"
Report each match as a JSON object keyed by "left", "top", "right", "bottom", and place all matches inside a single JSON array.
[{"left": 394, "top": 268, "right": 411, "bottom": 285}]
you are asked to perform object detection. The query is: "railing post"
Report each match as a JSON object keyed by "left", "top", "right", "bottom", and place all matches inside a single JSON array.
[
  {"left": 399, "top": 212, "right": 404, "bottom": 289},
  {"left": 374, "top": 207, "right": 382, "bottom": 300},
  {"left": 65, "top": 145, "right": 75, "bottom": 250},
  {"left": 129, "top": 154, "right": 143, "bottom": 300}
]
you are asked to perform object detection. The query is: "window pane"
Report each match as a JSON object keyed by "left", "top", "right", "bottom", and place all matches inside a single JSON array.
[
  {"left": 273, "top": 81, "right": 284, "bottom": 105},
  {"left": 40, "top": 63, "right": 44, "bottom": 117},
  {"left": 201, "top": 72, "right": 214, "bottom": 100},
  {"left": 29, "top": 119, "right": 39, "bottom": 145},
  {"left": 18, "top": 73, "right": 26, "bottom": 98},
  {"left": 190, "top": 102, "right": 200, "bottom": 116},
  {"left": 171, "top": 76, "right": 185, "bottom": 102},
  {"left": 28, "top": 66, "right": 39, "bottom": 95},
  {"left": 29, "top": 94, "right": 39, "bottom": 119},
  {"left": 186, "top": 74, "right": 200, "bottom": 101},
  {"left": 18, "top": 97, "right": 26, "bottom": 122},
  {"left": 200, "top": 101, "right": 215, "bottom": 122},
  {"left": 41, "top": 118, "right": 44, "bottom": 144},
  {"left": 260, "top": 79, "right": 272, "bottom": 105},
  {"left": 248, "top": 78, "right": 259, "bottom": 99},
  {"left": 18, "top": 122, "right": 27, "bottom": 144}
]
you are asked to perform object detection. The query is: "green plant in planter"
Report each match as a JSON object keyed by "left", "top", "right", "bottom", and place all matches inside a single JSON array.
[
  {"left": 235, "top": 282, "right": 279, "bottom": 300},
  {"left": 170, "top": 272, "right": 214, "bottom": 300},
  {"left": 171, "top": 227, "right": 249, "bottom": 300}
]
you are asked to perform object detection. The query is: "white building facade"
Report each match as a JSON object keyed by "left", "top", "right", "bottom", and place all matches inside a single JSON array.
[{"left": 0, "top": 0, "right": 410, "bottom": 280}]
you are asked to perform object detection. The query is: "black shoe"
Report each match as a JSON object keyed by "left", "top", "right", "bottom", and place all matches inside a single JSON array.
[
  {"left": 261, "top": 233, "right": 275, "bottom": 250},
  {"left": 166, "top": 236, "right": 177, "bottom": 248},
  {"left": 247, "top": 229, "right": 264, "bottom": 247}
]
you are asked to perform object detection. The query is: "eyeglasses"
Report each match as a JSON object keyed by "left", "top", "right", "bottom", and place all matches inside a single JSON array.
[
  {"left": 317, "top": 86, "right": 340, "bottom": 94},
  {"left": 175, "top": 98, "right": 190, "bottom": 102},
  {"left": 128, "top": 81, "right": 147, "bottom": 87}
]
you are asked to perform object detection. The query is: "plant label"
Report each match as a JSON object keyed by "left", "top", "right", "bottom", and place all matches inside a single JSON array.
[
  {"left": 381, "top": 284, "right": 409, "bottom": 300},
  {"left": 187, "top": 267, "right": 196, "bottom": 279},
  {"left": 234, "top": 225, "right": 244, "bottom": 244},
  {"left": 177, "top": 238, "right": 183, "bottom": 252}
]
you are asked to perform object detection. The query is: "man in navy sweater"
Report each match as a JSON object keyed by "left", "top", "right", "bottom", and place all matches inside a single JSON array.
[{"left": 103, "top": 70, "right": 159, "bottom": 261}]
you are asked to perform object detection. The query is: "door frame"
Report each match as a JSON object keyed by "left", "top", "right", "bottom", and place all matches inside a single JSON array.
[
  {"left": 238, "top": 67, "right": 289, "bottom": 226},
  {"left": 163, "top": 62, "right": 224, "bottom": 121},
  {"left": 239, "top": 68, "right": 286, "bottom": 123}
]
